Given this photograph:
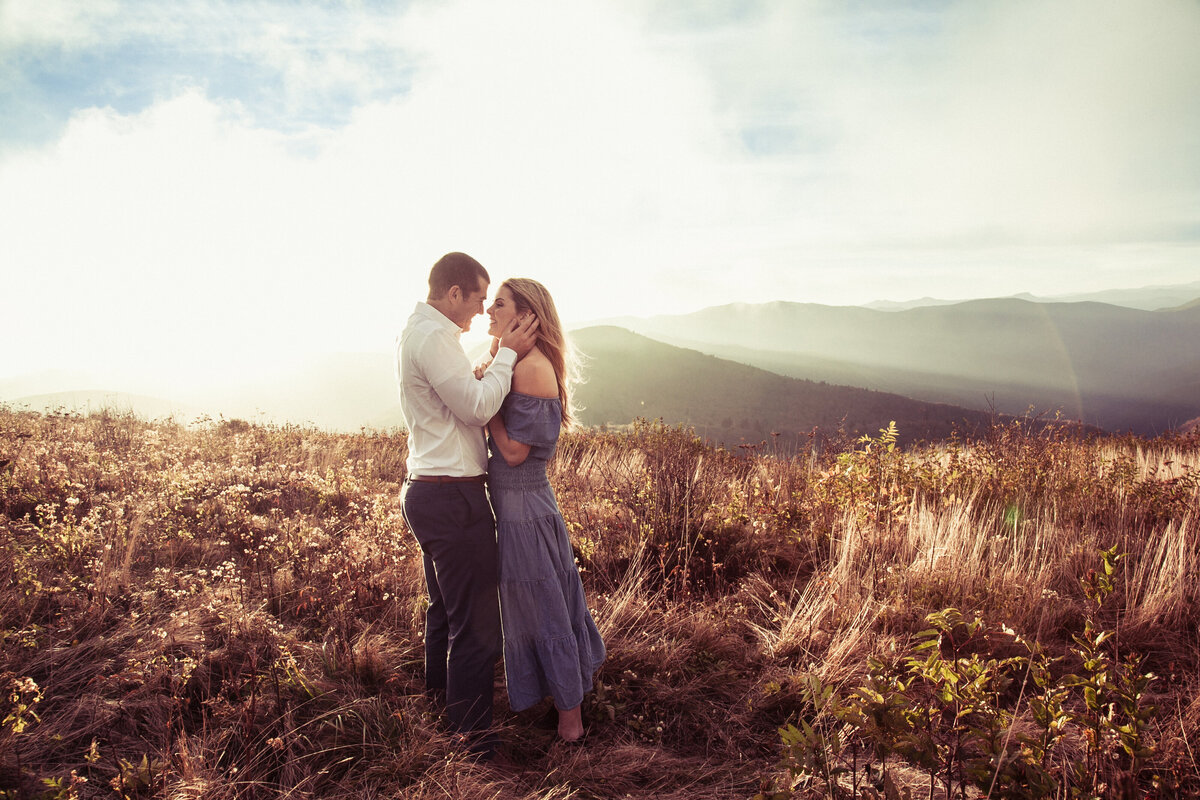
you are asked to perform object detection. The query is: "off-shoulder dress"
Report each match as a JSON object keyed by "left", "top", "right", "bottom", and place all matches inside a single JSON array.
[{"left": 487, "top": 391, "right": 606, "bottom": 712}]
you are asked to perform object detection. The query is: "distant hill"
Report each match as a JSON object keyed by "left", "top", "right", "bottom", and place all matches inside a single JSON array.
[
  {"left": 1017, "top": 280, "right": 1200, "bottom": 311},
  {"left": 863, "top": 280, "right": 1200, "bottom": 312},
  {"left": 208, "top": 352, "right": 401, "bottom": 431},
  {"left": 570, "top": 326, "right": 998, "bottom": 450},
  {"left": 0, "top": 370, "right": 110, "bottom": 399},
  {"left": 6, "top": 391, "right": 204, "bottom": 422},
  {"left": 9, "top": 295, "right": 1193, "bottom": 439},
  {"left": 4, "top": 333, "right": 1010, "bottom": 448},
  {"left": 4, "top": 354, "right": 404, "bottom": 433},
  {"left": 864, "top": 297, "right": 964, "bottom": 311},
  {"left": 605, "top": 299, "right": 1200, "bottom": 435}
]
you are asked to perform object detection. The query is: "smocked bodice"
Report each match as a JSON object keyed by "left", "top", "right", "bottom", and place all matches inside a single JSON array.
[{"left": 487, "top": 392, "right": 562, "bottom": 489}]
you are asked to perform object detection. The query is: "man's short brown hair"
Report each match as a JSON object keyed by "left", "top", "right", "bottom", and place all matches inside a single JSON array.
[{"left": 428, "top": 252, "right": 489, "bottom": 300}]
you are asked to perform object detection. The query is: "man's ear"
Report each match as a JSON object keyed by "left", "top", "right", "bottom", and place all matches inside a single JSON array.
[{"left": 446, "top": 285, "right": 462, "bottom": 303}]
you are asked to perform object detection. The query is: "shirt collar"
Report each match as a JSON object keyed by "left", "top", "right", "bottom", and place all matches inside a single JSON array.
[{"left": 414, "top": 301, "right": 462, "bottom": 336}]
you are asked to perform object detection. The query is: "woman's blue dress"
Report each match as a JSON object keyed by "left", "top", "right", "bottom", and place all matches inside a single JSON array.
[{"left": 488, "top": 392, "right": 606, "bottom": 712}]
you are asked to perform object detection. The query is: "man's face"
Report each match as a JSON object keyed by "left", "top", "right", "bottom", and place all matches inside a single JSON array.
[{"left": 451, "top": 276, "right": 489, "bottom": 332}]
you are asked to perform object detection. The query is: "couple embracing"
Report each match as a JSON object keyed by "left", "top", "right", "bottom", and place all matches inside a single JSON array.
[{"left": 396, "top": 252, "right": 605, "bottom": 759}]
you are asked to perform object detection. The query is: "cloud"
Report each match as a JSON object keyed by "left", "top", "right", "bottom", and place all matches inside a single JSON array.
[
  {"left": 750, "top": 1, "right": 1200, "bottom": 246},
  {"left": 2, "top": 92, "right": 324, "bottom": 379},
  {"left": 0, "top": 0, "right": 754, "bottom": 380},
  {"left": 2, "top": 0, "right": 1199, "bottom": 387},
  {"left": 0, "top": 0, "right": 424, "bottom": 144},
  {"left": 0, "top": 0, "right": 123, "bottom": 49}
]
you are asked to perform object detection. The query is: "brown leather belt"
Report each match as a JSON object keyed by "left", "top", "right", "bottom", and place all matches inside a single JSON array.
[{"left": 407, "top": 474, "right": 487, "bottom": 484}]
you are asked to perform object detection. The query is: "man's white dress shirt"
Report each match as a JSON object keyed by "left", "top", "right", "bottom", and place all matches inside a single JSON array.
[{"left": 396, "top": 302, "right": 516, "bottom": 477}]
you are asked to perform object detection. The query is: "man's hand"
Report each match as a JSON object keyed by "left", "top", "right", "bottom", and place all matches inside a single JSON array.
[{"left": 498, "top": 314, "right": 540, "bottom": 358}]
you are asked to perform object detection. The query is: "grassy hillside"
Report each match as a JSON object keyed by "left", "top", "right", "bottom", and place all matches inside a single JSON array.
[
  {"left": 1, "top": 405, "right": 1198, "bottom": 798},
  {"left": 572, "top": 326, "right": 1011, "bottom": 450}
]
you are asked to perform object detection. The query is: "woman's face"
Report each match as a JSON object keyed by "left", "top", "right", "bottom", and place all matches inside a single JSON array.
[{"left": 486, "top": 285, "right": 521, "bottom": 337}]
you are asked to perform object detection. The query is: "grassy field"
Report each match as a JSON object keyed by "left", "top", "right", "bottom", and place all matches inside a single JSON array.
[{"left": 1, "top": 406, "right": 1197, "bottom": 799}]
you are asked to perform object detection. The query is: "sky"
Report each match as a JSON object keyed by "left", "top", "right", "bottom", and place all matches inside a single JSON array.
[{"left": 2, "top": 0, "right": 1199, "bottom": 388}]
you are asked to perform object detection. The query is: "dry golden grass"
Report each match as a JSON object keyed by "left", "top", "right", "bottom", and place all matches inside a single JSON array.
[{"left": 1, "top": 407, "right": 1197, "bottom": 798}]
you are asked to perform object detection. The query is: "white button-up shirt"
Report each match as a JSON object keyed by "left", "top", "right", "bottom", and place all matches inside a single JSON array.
[{"left": 396, "top": 302, "right": 516, "bottom": 477}]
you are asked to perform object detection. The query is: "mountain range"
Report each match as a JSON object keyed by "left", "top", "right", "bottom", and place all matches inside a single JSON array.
[
  {"left": 863, "top": 280, "right": 1200, "bottom": 311},
  {"left": 4, "top": 281, "right": 1198, "bottom": 444},
  {"left": 2, "top": 333, "right": 998, "bottom": 449},
  {"left": 597, "top": 297, "right": 1200, "bottom": 436},
  {"left": 568, "top": 327, "right": 1000, "bottom": 448}
]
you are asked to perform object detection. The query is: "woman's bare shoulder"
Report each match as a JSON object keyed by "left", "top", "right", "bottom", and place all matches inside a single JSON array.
[{"left": 512, "top": 350, "right": 558, "bottom": 398}]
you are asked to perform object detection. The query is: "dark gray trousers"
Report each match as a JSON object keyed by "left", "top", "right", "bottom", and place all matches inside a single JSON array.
[{"left": 400, "top": 479, "right": 501, "bottom": 752}]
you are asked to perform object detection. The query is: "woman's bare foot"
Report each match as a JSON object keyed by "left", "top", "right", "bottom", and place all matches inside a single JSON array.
[{"left": 557, "top": 705, "right": 584, "bottom": 742}]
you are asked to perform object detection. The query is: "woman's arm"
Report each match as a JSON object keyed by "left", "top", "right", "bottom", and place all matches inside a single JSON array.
[
  {"left": 488, "top": 353, "right": 557, "bottom": 468},
  {"left": 487, "top": 410, "right": 531, "bottom": 468}
]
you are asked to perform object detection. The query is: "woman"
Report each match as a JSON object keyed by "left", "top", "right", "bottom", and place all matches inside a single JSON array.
[{"left": 483, "top": 278, "right": 605, "bottom": 742}]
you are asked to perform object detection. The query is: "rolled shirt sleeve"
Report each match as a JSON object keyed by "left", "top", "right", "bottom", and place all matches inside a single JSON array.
[{"left": 426, "top": 340, "right": 517, "bottom": 426}]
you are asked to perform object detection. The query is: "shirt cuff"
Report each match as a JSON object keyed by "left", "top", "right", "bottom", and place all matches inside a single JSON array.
[{"left": 492, "top": 347, "right": 518, "bottom": 367}]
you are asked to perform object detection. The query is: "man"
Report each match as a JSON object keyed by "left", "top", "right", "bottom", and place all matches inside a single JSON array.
[{"left": 396, "top": 252, "right": 539, "bottom": 757}]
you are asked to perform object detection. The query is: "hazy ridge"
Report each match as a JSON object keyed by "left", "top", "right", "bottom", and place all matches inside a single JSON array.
[
  {"left": 4, "top": 283, "right": 1199, "bottom": 442},
  {"left": 612, "top": 297, "right": 1200, "bottom": 435},
  {"left": 862, "top": 280, "right": 1200, "bottom": 311},
  {"left": 569, "top": 326, "right": 1000, "bottom": 448},
  {"left": 3, "top": 333, "right": 997, "bottom": 450}
]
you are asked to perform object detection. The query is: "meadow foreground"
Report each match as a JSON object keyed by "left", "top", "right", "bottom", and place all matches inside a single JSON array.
[{"left": 1, "top": 408, "right": 1197, "bottom": 799}]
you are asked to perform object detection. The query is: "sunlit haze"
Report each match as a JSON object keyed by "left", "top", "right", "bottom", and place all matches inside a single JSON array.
[{"left": 3, "top": 0, "right": 1199, "bottom": 391}]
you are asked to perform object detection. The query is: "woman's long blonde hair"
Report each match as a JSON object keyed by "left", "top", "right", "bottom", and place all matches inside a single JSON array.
[{"left": 501, "top": 278, "right": 580, "bottom": 427}]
